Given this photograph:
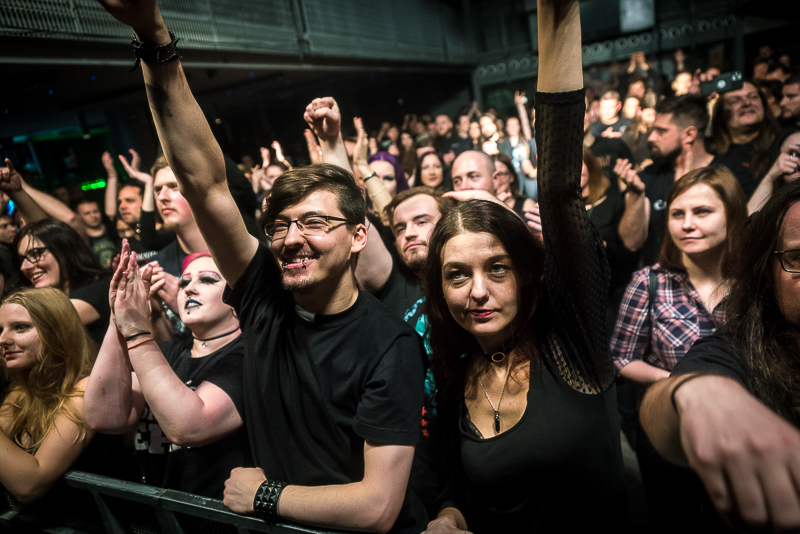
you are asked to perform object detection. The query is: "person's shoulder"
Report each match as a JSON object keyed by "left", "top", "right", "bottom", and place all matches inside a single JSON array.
[{"left": 358, "top": 291, "right": 419, "bottom": 337}]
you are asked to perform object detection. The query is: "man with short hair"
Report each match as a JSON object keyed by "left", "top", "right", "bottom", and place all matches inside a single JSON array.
[
  {"left": 780, "top": 75, "right": 800, "bottom": 129},
  {"left": 617, "top": 95, "right": 753, "bottom": 265},
  {"left": 589, "top": 91, "right": 632, "bottom": 137},
  {"left": 97, "top": 3, "right": 426, "bottom": 532},
  {"left": 75, "top": 198, "right": 119, "bottom": 268},
  {"left": 433, "top": 113, "right": 470, "bottom": 160},
  {"left": 640, "top": 179, "right": 800, "bottom": 532},
  {"left": 451, "top": 150, "right": 498, "bottom": 195}
]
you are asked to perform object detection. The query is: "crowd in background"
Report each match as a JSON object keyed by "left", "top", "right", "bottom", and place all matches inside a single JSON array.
[{"left": 1, "top": 2, "right": 800, "bottom": 531}]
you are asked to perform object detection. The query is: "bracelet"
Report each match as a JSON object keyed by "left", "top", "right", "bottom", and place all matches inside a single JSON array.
[
  {"left": 253, "top": 480, "right": 287, "bottom": 521},
  {"left": 129, "top": 31, "right": 182, "bottom": 72},
  {"left": 670, "top": 374, "right": 707, "bottom": 412},
  {"left": 124, "top": 331, "right": 152, "bottom": 342},
  {"left": 362, "top": 172, "right": 378, "bottom": 182},
  {"left": 127, "top": 337, "right": 155, "bottom": 351}
]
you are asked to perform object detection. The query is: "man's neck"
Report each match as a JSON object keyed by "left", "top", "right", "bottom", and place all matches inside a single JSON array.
[
  {"left": 293, "top": 269, "right": 360, "bottom": 315},
  {"left": 600, "top": 116, "right": 618, "bottom": 126},
  {"left": 85, "top": 224, "right": 106, "bottom": 238},
  {"left": 175, "top": 223, "right": 208, "bottom": 255},
  {"left": 675, "top": 143, "right": 715, "bottom": 178}
]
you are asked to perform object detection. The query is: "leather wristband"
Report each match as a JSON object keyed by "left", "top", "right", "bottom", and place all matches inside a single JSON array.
[
  {"left": 130, "top": 31, "right": 182, "bottom": 72},
  {"left": 253, "top": 480, "right": 286, "bottom": 521}
]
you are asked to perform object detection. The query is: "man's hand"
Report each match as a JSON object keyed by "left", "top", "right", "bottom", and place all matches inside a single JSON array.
[
  {"left": 119, "top": 149, "right": 153, "bottom": 186},
  {"left": 614, "top": 158, "right": 645, "bottom": 195},
  {"left": 422, "top": 516, "right": 472, "bottom": 534},
  {"left": 0, "top": 159, "right": 23, "bottom": 194},
  {"left": 674, "top": 376, "right": 800, "bottom": 530},
  {"left": 272, "top": 141, "right": 289, "bottom": 167},
  {"left": 304, "top": 97, "right": 341, "bottom": 145},
  {"left": 482, "top": 140, "right": 498, "bottom": 155},
  {"left": 601, "top": 127, "right": 623, "bottom": 139},
  {"left": 101, "top": 151, "right": 117, "bottom": 175},
  {"left": 223, "top": 467, "right": 267, "bottom": 514},
  {"left": 303, "top": 130, "right": 322, "bottom": 165}
]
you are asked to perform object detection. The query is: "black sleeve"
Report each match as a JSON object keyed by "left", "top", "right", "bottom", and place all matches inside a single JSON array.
[
  {"left": 671, "top": 333, "right": 746, "bottom": 385},
  {"left": 535, "top": 90, "right": 615, "bottom": 391},
  {"left": 139, "top": 210, "right": 176, "bottom": 251},
  {"left": 224, "top": 155, "right": 261, "bottom": 238},
  {"left": 223, "top": 243, "right": 287, "bottom": 329},
  {"left": 71, "top": 277, "right": 112, "bottom": 327}
]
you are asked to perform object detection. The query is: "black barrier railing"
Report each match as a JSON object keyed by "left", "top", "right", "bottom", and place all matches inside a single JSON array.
[{"left": 1, "top": 471, "right": 339, "bottom": 534}]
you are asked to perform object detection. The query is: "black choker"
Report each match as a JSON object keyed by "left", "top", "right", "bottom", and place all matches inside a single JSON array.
[
  {"left": 481, "top": 343, "right": 514, "bottom": 363},
  {"left": 193, "top": 327, "right": 240, "bottom": 347}
]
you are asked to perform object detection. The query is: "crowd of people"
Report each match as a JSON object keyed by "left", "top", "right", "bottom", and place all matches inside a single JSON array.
[{"left": 1, "top": 0, "right": 800, "bottom": 532}]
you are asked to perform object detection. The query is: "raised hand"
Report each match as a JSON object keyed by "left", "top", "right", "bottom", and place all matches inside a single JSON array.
[
  {"left": 614, "top": 158, "right": 645, "bottom": 194},
  {"left": 524, "top": 203, "right": 542, "bottom": 234},
  {"left": 352, "top": 117, "right": 371, "bottom": 179},
  {"left": 0, "top": 159, "right": 23, "bottom": 194},
  {"left": 110, "top": 244, "right": 151, "bottom": 338},
  {"left": 149, "top": 266, "right": 180, "bottom": 314},
  {"left": 766, "top": 150, "right": 800, "bottom": 182},
  {"left": 303, "top": 130, "right": 322, "bottom": 165},
  {"left": 119, "top": 149, "right": 153, "bottom": 186},
  {"left": 260, "top": 146, "right": 271, "bottom": 168},
  {"left": 303, "top": 97, "right": 341, "bottom": 145},
  {"left": 101, "top": 151, "right": 117, "bottom": 174},
  {"left": 514, "top": 91, "right": 527, "bottom": 107},
  {"left": 95, "top": 0, "right": 169, "bottom": 43}
]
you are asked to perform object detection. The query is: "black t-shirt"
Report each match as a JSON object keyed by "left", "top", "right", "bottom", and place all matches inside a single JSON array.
[
  {"left": 640, "top": 160, "right": 675, "bottom": 266},
  {"left": 88, "top": 219, "right": 119, "bottom": 269},
  {"left": 711, "top": 148, "right": 758, "bottom": 199},
  {"left": 70, "top": 277, "right": 111, "bottom": 349},
  {"left": 588, "top": 135, "right": 636, "bottom": 178},
  {"left": 152, "top": 239, "right": 189, "bottom": 277},
  {"left": 671, "top": 333, "right": 746, "bottom": 384},
  {"left": 589, "top": 117, "right": 632, "bottom": 137},
  {"left": 224, "top": 244, "right": 427, "bottom": 533},
  {"left": 160, "top": 336, "right": 252, "bottom": 498},
  {"left": 435, "top": 134, "right": 472, "bottom": 157},
  {"left": 374, "top": 262, "right": 424, "bottom": 321}
]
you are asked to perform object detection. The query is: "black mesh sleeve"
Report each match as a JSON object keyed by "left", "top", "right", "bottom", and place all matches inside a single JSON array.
[{"left": 535, "top": 90, "right": 615, "bottom": 392}]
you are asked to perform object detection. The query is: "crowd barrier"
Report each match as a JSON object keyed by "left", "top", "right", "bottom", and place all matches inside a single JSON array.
[{"left": 1, "top": 471, "right": 337, "bottom": 534}]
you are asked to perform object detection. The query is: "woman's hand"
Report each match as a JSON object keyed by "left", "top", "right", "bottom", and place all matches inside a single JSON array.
[
  {"left": 765, "top": 151, "right": 800, "bottom": 183},
  {"left": 110, "top": 245, "right": 151, "bottom": 338},
  {"left": 119, "top": 150, "right": 153, "bottom": 186},
  {"left": 272, "top": 141, "right": 291, "bottom": 169},
  {"left": 422, "top": 515, "right": 472, "bottom": 534},
  {"left": 101, "top": 151, "right": 117, "bottom": 176},
  {"left": 353, "top": 117, "right": 372, "bottom": 179}
]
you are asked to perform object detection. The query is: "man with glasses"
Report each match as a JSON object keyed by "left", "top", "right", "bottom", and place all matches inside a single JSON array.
[
  {"left": 638, "top": 179, "right": 800, "bottom": 531},
  {"left": 95, "top": 2, "right": 425, "bottom": 532}
]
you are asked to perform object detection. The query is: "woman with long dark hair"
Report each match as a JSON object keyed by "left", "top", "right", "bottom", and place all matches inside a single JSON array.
[
  {"left": 415, "top": 152, "right": 452, "bottom": 191},
  {"left": 421, "top": 1, "right": 625, "bottom": 531}
]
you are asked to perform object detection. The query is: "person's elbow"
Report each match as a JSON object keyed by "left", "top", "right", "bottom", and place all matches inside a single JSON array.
[
  {"left": 10, "top": 479, "right": 56, "bottom": 504},
  {"left": 362, "top": 495, "right": 403, "bottom": 534}
]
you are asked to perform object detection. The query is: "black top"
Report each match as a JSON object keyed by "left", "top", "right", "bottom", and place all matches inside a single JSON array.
[
  {"left": 443, "top": 91, "right": 625, "bottom": 532},
  {"left": 671, "top": 333, "right": 745, "bottom": 385},
  {"left": 588, "top": 135, "right": 635, "bottom": 179},
  {"left": 374, "top": 262, "right": 423, "bottom": 322},
  {"left": 88, "top": 217, "right": 120, "bottom": 269},
  {"left": 159, "top": 336, "right": 252, "bottom": 498},
  {"left": 640, "top": 160, "right": 676, "bottom": 266},
  {"left": 435, "top": 134, "right": 472, "bottom": 157},
  {"left": 224, "top": 244, "right": 427, "bottom": 533},
  {"left": 589, "top": 116, "right": 632, "bottom": 137},
  {"left": 151, "top": 239, "right": 189, "bottom": 277},
  {"left": 70, "top": 277, "right": 112, "bottom": 349},
  {"left": 711, "top": 142, "right": 758, "bottom": 198},
  {"left": 139, "top": 210, "right": 176, "bottom": 252}
]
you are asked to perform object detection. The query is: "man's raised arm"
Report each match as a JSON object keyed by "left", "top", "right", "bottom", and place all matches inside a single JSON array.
[{"left": 97, "top": 0, "right": 257, "bottom": 286}]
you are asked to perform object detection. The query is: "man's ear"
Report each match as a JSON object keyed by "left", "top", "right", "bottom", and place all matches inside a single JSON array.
[
  {"left": 351, "top": 222, "right": 368, "bottom": 254},
  {"left": 682, "top": 125, "right": 699, "bottom": 145}
]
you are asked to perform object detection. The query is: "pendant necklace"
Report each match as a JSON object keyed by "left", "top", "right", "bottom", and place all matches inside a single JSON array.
[
  {"left": 193, "top": 327, "right": 240, "bottom": 348},
  {"left": 478, "top": 365, "right": 512, "bottom": 434}
]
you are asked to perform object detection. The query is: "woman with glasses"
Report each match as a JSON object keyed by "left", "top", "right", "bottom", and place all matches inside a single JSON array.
[
  {"left": 14, "top": 219, "right": 110, "bottom": 347},
  {"left": 421, "top": 1, "right": 626, "bottom": 532},
  {"left": 0, "top": 287, "right": 127, "bottom": 509},
  {"left": 84, "top": 241, "right": 249, "bottom": 498},
  {"left": 491, "top": 153, "right": 535, "bottom": 219},
  {"left": 610, "top": 165, "right": 748, "bottom": 530}
]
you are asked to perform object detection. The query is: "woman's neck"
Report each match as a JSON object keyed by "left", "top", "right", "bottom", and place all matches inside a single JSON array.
[
  {"left": 190, "top": 320, "right": 241, "bottom": 356},
  {"left": 682, "top": 247, "right": 725, "bottom": 285}
]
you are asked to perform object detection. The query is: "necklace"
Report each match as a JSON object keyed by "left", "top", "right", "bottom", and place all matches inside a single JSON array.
[
  {"left": 478, "top": 366, "right": 512, "bottom": 434},
  {"left": 193, "top": 327, "right": 240, "bottom": 348}
]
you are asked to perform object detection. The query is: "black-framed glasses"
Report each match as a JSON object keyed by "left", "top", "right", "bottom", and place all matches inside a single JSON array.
[
  {"left": 264, "top": 215, "right": 350, "bottom": 239},
  {"left": 774, "top": 249, "right": 800, "bottom": 273},
  {"left": 20, "top": 246, "right": 49, "bottom": 265}
]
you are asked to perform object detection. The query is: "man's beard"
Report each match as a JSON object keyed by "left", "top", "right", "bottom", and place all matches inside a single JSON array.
[
  {"left": 281, "top": 272, "right": 316, "bottom": 294},
  {"left": 403, "top": 245, "right": 428, "bottom": 273},
  {"left": 649, "top": 143, "right": 681, "bottom": 167}
]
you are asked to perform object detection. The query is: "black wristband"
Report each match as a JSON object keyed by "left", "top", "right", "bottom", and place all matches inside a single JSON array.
[
  {"left": 130, "top": 31, "right": 182, "bottom": 72},
  {"left": 362, "top": 172, "right": 378, "bottom": 182},
  {"left": 670, "top": 374, "right": 706, "bottom": 412},
  {"left": 253, "top": 480, "right": 286, "bottom": 521},
  {"left": 124, "top": 331, "right": 152, "bottom": 342}
]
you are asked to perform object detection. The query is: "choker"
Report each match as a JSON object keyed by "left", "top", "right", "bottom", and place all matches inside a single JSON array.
[
  {"left": 481, "top": 342, "right": 514, "bottom": 363},
  {"left": 193, "top": 327, "right": 240, "bottom": 347}
]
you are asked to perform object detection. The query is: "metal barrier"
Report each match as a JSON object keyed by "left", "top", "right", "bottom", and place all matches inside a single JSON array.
[{"left": 1, "top": 471, "right": 337, "bottom": 534}]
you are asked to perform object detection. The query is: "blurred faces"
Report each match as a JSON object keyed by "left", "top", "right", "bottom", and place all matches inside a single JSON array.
[
  {"left": 77, "top": 201, "right": 103, "bottom": 230},
  {"left": 628, "top": 81, "right": 646, "bottom": 99},
  {"left": 178, "top": 256, "right": 236, "bottom": 330},
  {"left": 0, "top": 215, "right": 17, "bottom": 246},
  {"left": 435, "top": 115, "right": 453, "bottom": 137},
  {"left": 622, "top": 97, "right": 640, "bottom": 120},
  {"left": 392, "top": 194, "right": 442, "bottom": 271},
  {"left": 753, "top": 62, "right": 769, "bottom": 81},
  {"left": 469, "top": 122, "right": 481, "bottom": 141},
  {"left": 154, "top": 166, "right": 193, "bottom": 231},
  {"left": 648, "top": 112, "right": 682, "bottom": 160},
  {"left": 420, "top": 153, "right": 444, "bottom": 188},
  {"left": 505, "top": 118, "right": 521, "bottom": 138},
  {"left": 0, "top": 303, "right": 40, "bottom": 372},
  {"left": 457, "top": 115, "right": 471, "bottom": 137},
  {"left": 773, "top": 202, "right": 800, "bottom": 327},
  {"left": 401, "top": 132, "right": 414, "bottom": 151},
  {"left": 18, "top": 235, "right": 62, "bottom": 291},
  {"left": 641, "top": 108, "right": 657, "bottom": 128},
  {"left": 668, "top": 183, "right": 727, "bottom": 259},
  {"left": 722, "top": 82, "right": 765, "bottom": 132},
  {"left": 781, "top": 83, "right": 800, "bottom": 121},
  {"left": 117, "top": 185, "right": 143, "bottom": 225},
  {"left": 265, "top": 165, "right": 284, "bottom": 188},
  {"left": 599, "top": 98, "right": 620, "bottom": 123},
  {"left": 492, "top": 161, "right": 514, "bottom": 195},
  {"left": 452, "top": 152, "right": 497, "bottom": 195},
  {"left": 387, "top": 126, "right": 400, "bottom": 142},
  {"left": 672, "top": 72, "right": 692, "bottom": 96},
  {"left": 369, "top": 160, "right": 398, "bottom": 197},
  {"left": 479, "top": 116, "right": 497, "bottom": 139},
  {"left": 441, "top": 232, "right": 521, "bottom": 351}
]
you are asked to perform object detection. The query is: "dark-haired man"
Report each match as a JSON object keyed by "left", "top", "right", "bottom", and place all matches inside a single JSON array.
[
  {"left": 640, "top": 179, "right": 800, "bottom": 532},
  {"left": 75, "top": 198, "right": 119, "bottom": 268},
  {"left": 616, "top": 95, "right": 753, "bottom": 265},
  {"left": 589, "top": 91, "right": 632, "bottom": 137},
  {"left": 96, "top": 2, "right": 425, "bottom": 532},
  {"left": 780, "top": 75, "right": 800, "bottom": 129}
]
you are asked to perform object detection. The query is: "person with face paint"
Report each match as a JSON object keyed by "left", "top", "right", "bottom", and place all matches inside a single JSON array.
[{"left": 84, "top": 241, "right": 249, "bottom": 498}]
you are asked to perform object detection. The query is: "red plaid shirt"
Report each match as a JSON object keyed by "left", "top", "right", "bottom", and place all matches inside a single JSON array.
[{"left": 611, "top": 264, "right": 727, "bottom": 373}]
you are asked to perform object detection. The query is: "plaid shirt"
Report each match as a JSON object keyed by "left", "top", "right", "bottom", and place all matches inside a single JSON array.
[{"left": 611, "top": 264, "right": 727, "bottom": 373}]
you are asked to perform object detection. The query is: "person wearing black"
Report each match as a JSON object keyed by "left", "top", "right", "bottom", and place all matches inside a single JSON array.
[
  {"left": 422, "top": 1, "right": 625, "bottom": 532},
  {"left": 617, "top": 95, "right": 755, "bottom": 266},
  {"left": 589, "top": 91, "right": 633, "bottom": 138},
  {"left": 640, "top": 179, "right": 800, "bottom": 532},
  {"left": 84, "top": 246, "right": 249, "bottom": 499},
  {"left": 95, "top": 1, "right": 427, "bottom": 531},
  {"left": 75, "top": 198, "right": 120, "bottom": 268}
]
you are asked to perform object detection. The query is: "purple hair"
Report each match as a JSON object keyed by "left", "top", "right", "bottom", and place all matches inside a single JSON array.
[{"left": 368, "top": 151, "right": 409, "bottom": 193}]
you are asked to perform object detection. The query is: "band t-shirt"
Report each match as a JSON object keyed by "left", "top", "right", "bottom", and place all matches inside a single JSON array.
[
  {"left": 224, "top": 244, "right": 427, "bottom": 533},
  {"left": 160, "top": 336, "right": 251, "bottom": 498}
]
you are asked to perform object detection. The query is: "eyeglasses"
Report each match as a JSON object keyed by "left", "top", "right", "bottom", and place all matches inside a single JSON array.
[
  {"left": 20, "top": 247, "right": 49, "bottom": 265},
  {"left": 774, "top": 249, "right": 800, "bottom": 273},
  {"left": 264, "top": 215, "right": 350, "bottom": 239}
]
